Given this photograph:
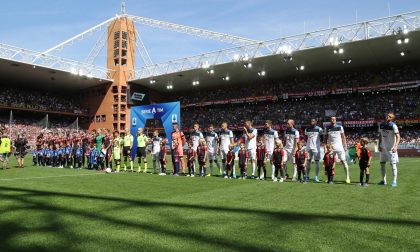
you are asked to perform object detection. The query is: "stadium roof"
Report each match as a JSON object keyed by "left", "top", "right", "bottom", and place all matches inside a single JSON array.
[
  {"left": 0, "top": 58, "right": 111, "bottom": 92},
  {"left": 129, "top": 10, "right": 420, "bottom": 92}
]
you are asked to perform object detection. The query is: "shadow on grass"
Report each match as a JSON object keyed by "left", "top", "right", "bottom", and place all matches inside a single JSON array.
[{"left": 0, "top": 186, "right": 418, "bottom": 251}]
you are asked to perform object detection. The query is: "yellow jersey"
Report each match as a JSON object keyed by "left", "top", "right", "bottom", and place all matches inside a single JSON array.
[
  {"left": 0, "top": 137, "right": 11, "bottom": 154},
  {"left": 137, "top": 135, "right": 148, "bottom": 148}
]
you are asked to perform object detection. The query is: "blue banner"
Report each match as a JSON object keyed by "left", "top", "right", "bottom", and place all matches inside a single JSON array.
[{"left": 130, "top": 101, "right": 180, "bottom": 159}]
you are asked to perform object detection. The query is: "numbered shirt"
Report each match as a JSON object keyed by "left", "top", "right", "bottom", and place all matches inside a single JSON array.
[
  {"left": 220, "top": 129, "right": 234, "bottom": 151},
  {"left": 206, "top": 131, "right": 219, "bottom": 153},
  {"left": 243, "top": 128, "right": 258, "bottom": 150},
  {"left": 305, "top": 125, "right": 323, "bottom": 151},
  {"left": 190, "top": 131, "right": 204, "bottom": 150},
  {"left": 379, "top": 122, "right": 399, "bottom": 151},
  {"left": 284, "top": 128, "right": 299, "bottom": 151},
  {"left": 325, "top": 125, "right": 345, "bottom": 151},
  {"left": 152, "top": 137, "right": 162, "bottom": 154},
  {"left": 263, "top": 128, "right": 279, "bottom": 153}
]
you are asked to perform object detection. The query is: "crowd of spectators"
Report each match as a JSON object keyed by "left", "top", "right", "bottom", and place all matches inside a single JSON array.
[
  {"left": 175, "top": 64, "right": 420, "bottom": 104},
  {"left": 181, "top": 89, "right": 419, "bottom": 126},
  {"left": 0, "top": 87, "right": 88, "bottom": 114}
]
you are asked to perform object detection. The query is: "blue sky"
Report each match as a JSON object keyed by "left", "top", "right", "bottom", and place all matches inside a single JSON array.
[{"left": 0, "top": 0, "right": 419, "bottom": 67}]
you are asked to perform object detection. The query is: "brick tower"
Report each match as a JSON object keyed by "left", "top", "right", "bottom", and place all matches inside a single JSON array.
[{"left": 85, "top": 16, "right": 136, "bottom": 132}]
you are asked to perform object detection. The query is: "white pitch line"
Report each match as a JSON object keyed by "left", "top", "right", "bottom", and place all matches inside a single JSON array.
[{"left": 0, "top": 173, "right": 107, "bottom": 182}]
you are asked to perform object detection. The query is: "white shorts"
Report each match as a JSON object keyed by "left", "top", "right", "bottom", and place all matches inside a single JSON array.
[
  {"left": 332, "top": 149, "right": 346, "bottom": 162},
  {"left": 307, "top": 149, "right": 321, "bottom": 161},
  {"left": 152, "top": 153, "right": 160, "bottom": 161},
  {"left": 248, "top": 148, "right": 256, "bottom": 160},
  {"left": 208, "top": 152, "right": 217, "bottom": 161},
  {"left": 380, "top": 151, "right": 399, "bottom": 164},
  {"left": 284, "top": 149, "right": 295, "bottom": 164},
  {"left": 220, "top": 149, "right": 228, "bottom": 160}
]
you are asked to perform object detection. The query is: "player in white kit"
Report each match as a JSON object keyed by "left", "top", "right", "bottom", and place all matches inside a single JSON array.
[
  {"left": 323, "top": 116, "right": 351, "bottom": 184},
  {"left": 263, "top": 120, "right": 279, "bottom": 180},
  {"left": 242, "top": 121, "right": 258, "bottom": 178},
  {"left": 219, "top": 122, "right": 235, "bottom": 177},
  {"left": 190, "top": 123, "right": 204, "bottom": 175},
  {"left": 151, "top": 130, "right": 163, "bottom": 174},
  {"left": 284, "top": 119, "right": 299, "bottom": 181},
  {"left": 206, "top": 124, "right": 221, "bottom": 176},
  {"left": 378, "top": 113, "right": 400, "bottom": 187},
  {"left": 304, "top": 119, "right": 323, "bottom": 182}
]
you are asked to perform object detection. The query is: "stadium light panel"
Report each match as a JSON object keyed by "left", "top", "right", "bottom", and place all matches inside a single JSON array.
[
  {"left": 166, "top": 84, "right": 173, "bottom": 89},
  {"left": 223, "top": 76, "right": 230, "bottom": 81},
  {"left": 403, "top": 26, "right": 409, "bottom": 34},
  {"left": 70, "top": 67, "right": 78, "bottom": 75},
  {"left": 404, "top": 38, "right": 410, "bottom": 44},
  {"left": 258, "top": 71, "right": 266, "bottom": 77},
  {"left": 244, "top": 63, "right": 252, "bottom": 68},
  {"left": 207, "top": 69, "right": 215, "bottom": 75},
  {"left": 149, "top": 79, "right": 156, "bottom": 84},
  {"left": 201, "top": 61, "right": 210, "bottom": 69},
  {"left": 192, "top": 81, "right": 200, "bottom": 86},
  {"left": 400, "top": 51, "right": 405, "bottom": 56},
  {"left": 397, "top": 39, "right": 402, "bottom": 44}
]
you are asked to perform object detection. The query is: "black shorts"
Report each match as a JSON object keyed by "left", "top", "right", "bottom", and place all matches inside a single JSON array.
[
  {"left": 123, "top": 146, "right": 131, "bottom": 156},
  {"left": 359, "top": 162, "right": 369, "bottom": 170},
  {"left": 137, "top": 147, "right": 146, "bottom": 158},
  {"left": 297, "top": 165, "right": 305, "bottom": 171}
]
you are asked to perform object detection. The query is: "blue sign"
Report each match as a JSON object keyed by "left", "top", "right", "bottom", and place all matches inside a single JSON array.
[{"left": 130, "top": 101, "right": 181, "bottom": 159}]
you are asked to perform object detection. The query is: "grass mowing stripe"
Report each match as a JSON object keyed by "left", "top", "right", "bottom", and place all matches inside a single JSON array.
[{"left": 0, "top": 173, "right": 106, "bottom": 182}]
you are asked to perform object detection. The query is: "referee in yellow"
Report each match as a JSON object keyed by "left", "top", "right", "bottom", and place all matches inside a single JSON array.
[
  {"left": 122, "top": 129, "right": 134, "bottom": 172},
  {"left": 137, "top": 128, "right": 149, "bottom": 173}
]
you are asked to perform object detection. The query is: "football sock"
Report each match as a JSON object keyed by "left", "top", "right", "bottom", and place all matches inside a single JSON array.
[
  {"left": 343, "top": 162, "right": 350, "bottom": 180},
  {"left": 365, "top": 174, "right": 370, "bottom": 184},
  {"left": 271, "top": 164, "right": 275, "bottom": 179},
  {"left": 130, "top": 161, "right": 133, "bottom": 170},
  {"left": 392, "top": 163, "right": 397, "bottom": 183},
  {"left": 380, "top": 163, "right": 387, "bottom": 182},
  {"left": 144, "top": 161, "right": 148, "bottom": 173},
  {"left": 360, "top": 172, "right": 364, "bottom": 184},
  {"left": 252, "top": 162, "right": 256, "bottom": 176},
  {"left": 315, "top": 161, "right": 320, "bottom": 177}
]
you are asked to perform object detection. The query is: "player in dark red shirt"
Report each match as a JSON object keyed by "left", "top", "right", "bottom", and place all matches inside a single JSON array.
[
  {"left": 324, "top": 144, "right": 337, "bottom": 184},
  {"left": 186, "top": 142, "right": 196, "bottom": 177},
  {"left": 256, "top": 137, "right": 267, "bottom": 180},
  {"left": 238, "top": 142, "right": 249, "bottom": 179},
  {"left": 159, "top": 139, "right": 167, "bottom": 175},
  {"left": 294, "top": 142, "right": 308, "bottom": 183},
  {"left": 359, "top": 138, "right": 372, "bottom": 187},
  {"left": 225, "top": 144, "right": 235, "bottom": 179},
  {"left": 272, "top": 140, "right": 285, "bottom": 182},
  {"left": 197, "top": 139, "right": 207, "bottom": 177}
]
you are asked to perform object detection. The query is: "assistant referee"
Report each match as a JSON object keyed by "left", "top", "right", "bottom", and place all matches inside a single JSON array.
[{"left": 137, "top": 128, "right": 149, "bottom": 173}]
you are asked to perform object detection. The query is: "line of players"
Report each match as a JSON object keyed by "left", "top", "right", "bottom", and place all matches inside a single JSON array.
[
  {"left": 164, "top": 113, "right": 400, "bottom": 187},
  {"left": 31, "top": 112, "right": 400, "bottom": 187}
]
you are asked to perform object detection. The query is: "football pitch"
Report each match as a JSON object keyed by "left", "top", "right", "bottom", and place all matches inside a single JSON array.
[{"left": 0, "top": 157, "right": 419, "bottom": 251}]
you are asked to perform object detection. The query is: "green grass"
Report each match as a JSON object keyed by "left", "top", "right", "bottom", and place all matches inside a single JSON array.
[{"left": 0, "top": 156, "right": 419, "bottom": 251}]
